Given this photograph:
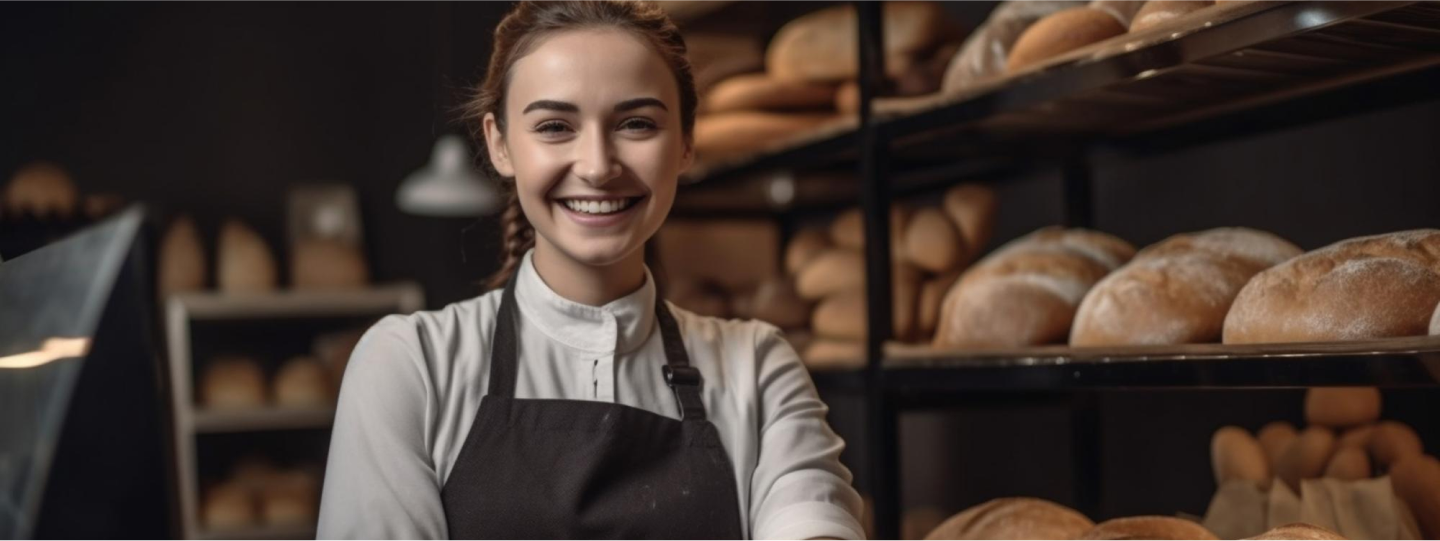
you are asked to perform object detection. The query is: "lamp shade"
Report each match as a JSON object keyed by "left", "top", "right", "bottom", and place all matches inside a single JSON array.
[{"left": 396, "top": 135, "right": 500, "bottom": 217}]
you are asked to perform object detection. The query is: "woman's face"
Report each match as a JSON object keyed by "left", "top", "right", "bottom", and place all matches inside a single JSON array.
[{"left": 484, "top": 28, "right": 691, "bottom": 269}]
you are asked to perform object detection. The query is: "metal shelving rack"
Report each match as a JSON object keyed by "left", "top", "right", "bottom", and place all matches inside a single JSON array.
[{"left": 674, "top": 1, "right": 1440, "bottom": 538}]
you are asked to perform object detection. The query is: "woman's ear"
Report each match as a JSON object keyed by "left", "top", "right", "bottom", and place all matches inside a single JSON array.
[
  {"left": 483, "top": 112, "right": 515, "bottom": 177},
  {"left": 678, "top": 136, "right": 695, "bottom": 174}
]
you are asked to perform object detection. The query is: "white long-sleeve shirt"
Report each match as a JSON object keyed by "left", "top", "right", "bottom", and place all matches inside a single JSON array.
[{"left": 317, "top": 251, "right": 865, "bottom": 540}]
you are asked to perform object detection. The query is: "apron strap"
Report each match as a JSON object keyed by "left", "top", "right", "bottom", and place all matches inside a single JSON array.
[{"left": 485, "top": 271, "right": 521, "bottom": 399}]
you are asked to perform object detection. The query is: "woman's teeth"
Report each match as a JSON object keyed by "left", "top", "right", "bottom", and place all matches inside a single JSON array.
[{"left": 562, "top": 198, "right": 636, "bottom": 215}]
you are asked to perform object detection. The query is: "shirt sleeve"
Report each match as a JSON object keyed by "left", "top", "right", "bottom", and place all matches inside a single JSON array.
[
  {"left": 317, "top": 315, "right": 448, "bottom": 539},
  {"left": 748, "top": 325, "right": 867, "bottom": 540}
]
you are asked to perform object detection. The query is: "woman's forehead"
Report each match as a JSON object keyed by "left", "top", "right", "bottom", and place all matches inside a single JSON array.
[{"left": 508, "top": 28, "right": 679, "bottom": 113}]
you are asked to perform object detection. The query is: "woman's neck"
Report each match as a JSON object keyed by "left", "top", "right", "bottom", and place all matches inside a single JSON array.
[{"left": 531, "top": 241, "right": 647, "bottom": 307}]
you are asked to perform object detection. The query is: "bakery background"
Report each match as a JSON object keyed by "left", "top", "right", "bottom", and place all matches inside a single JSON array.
[{"left": 2, "top": 1, "right": 1440, "bottom": 540}]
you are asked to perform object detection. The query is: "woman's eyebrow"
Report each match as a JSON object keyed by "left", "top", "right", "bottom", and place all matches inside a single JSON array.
[
  {"left": 614, "top": 97, "right": 667, "bottom": 113},
  {"left": 522, "top": 100, "right": 578, "bottom": 114}
]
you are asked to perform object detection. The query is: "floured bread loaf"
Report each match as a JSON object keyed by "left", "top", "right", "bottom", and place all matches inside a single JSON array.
[
  {"left": 934, "top": 227, "right": 1135, "bottom": 348},
  {"left": 942, "top": 1, "right": 1085, "bottom": 91},
  {"left": 1072, "top": 228, "right": 1300, "bottom": 346},
  {"left": 925, "top": 497, "right": 1094, "bottom": 540},
  {"left": 1080, "top": 516, "right": 1219, "bottom": 540},
  {"left": 904, "top": 207, "right": 967, "bottom": 273},
  {"left": 1245, "top": 523, "right": 1348, "bottom": 540},
  {"left": 217, "top": 219, "right": 278, "bottom": 294},
  {"left": 1223, "top": 230, "right": 1440, "bottom": 344}
]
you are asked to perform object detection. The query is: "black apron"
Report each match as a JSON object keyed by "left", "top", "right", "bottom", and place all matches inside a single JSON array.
[{"left": 440, "top": 274, "right": 746, "bottom": 540}]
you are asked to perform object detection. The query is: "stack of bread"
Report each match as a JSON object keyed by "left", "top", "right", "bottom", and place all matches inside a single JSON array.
[
  {"left": 922, "top": 496, "right": 1346, "bottom": 540},
  {"left": 695, "top": 2, "right": 963, "bottom": 164},
  {"left": 1208, "top": 388, "right": 1437, "bottom": 538},
  {"left": 2, "top": 161, "right": 125, "bottom": 222},
  {"left": 158, "top": 215, "right": 373, "bottom": 299},
  {"left": 789, "top": 183, "right": 996, "bottom": 367},
  {"left": 202, "top": 458, "right": 321, "bottom": 531},
  {"left": 200, "top": 355, "right": 337, "bottom": 411}
]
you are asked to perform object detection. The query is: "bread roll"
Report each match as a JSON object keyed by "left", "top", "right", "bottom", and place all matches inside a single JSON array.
[
  {"left": 1223, "top": 230, "right": 1440, "bottom": 344},
  {"left": 1130, "top": 1, "right": 1214, "bottom": 33},
  {"left": 746, "top": 276, "right": 810, "bottom": 329},
  {"left": 1080, "top": 516, "right": 1218, "bottom": 540},
  {"left": 934, "top": 227, "right": 1135, "bottom": 348},
  {"left": 834, "top": 81, "right": 861, "bottom": 116},
  {"left": 942, "top": 1, "right": 1086, "bottom": 91},
  {"left": 767, "top": 2, "right": 951, "bottom": 83},
  {"left": 1090, "top": 0, "right": 1148, "bottom": 26},
  {"left": 1006, "top": 7, "right": 1126, "bottom": 73},
  {"left": 1336, "top": 425, "right": 1374, "bottom": 450},
  {"left": 1275, "top": 426, "right": 1336, "bottom": 492},
  {"left": 657, "top": 219, "right": 778, "bottom": 294},
  {"left": 1323, "top": 447, "right": 1370, "bottom": 480},
  {"left": 1391, "top": 455, "right": 1440, "bottom": 539},
  {"left": 202, "top": 356, "right": 266, "bottom": 409},
  {"left": 812, "top": 265, "right": 922, "bottom": 341},
  {"left": 1244, "top": 523, "right": 1348, "bottom": 540},
  {"left": 1369, "top": 421, "right": 1423, "bottom": 468},
  {"left": 904, "top": 207, "right": 967, "bottom": 273},
  {"left": 274, "top": 356, "right": 332, "bottom": 408},
  {"left": 801, "top": 339, "right": 865, "bottom": 370},
  {"left": 217, "top": 219, "right": 278, "bottom": 294},
  {"left": 260, "top": 470, "right": 319, "bottom": 525},
  {"left": 693, "top": 111, "right": 839, "bottom": 163},
  {"left": 796, "top": 249, "right": 865, "bottom": 300},
  {"left": 831, "top": 205, "right": 911, "bottom": 259},
  {"left": 942, "top": 184, "right": 998, "bottom": 255},
  {"left": 785, "top": 229, "right": 832, "bottom": 275},
  {"left": 1304, "top": 387, "right": 1381, "bottom": 428},
  {"left": 203, "top": 482, "right": 256, "bottom": 530},
  {"left": 158, "top": 216, "right": 207, "bottom": 299},
  {"left": 919, "top": 271, "right": 963, "bottom": 339},
  {"left": 4, "top": 161, "right": 77, "bottom": 219},
  {"left": 1258, "top": 421, "right": 1298, "bottom": 468},
  {"left": 1071, "top": 228, "right": 1300, "bottom": 346},
  {"left": 1212, "top": 426, "right": 1271, "bottom": 489},
  {"left": 702, "top": 73, "right": 837, "bottom": 113},
  {"left": 291, "top": 239, "right": 368, "bottom": 290},
  {"left": 925, "top": 497, "right": 1094, "bottom": 540}
]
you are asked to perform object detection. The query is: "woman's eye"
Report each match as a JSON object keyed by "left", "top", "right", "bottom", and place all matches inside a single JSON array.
[
  {"left": 619, "top": 118, "right": 657, "bottom": 132},
  {"left": 534, "top": 121, "right": 571, "bottom": 134}
]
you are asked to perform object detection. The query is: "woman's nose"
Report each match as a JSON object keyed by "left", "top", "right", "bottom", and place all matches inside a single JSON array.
[{"left": 573, "top": 129, "right": 621, "bottom": 186}]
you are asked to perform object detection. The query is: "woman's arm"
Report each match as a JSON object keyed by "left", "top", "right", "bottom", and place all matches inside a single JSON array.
[
  {"left": 317, "top": 315, "right": 448, "bottom": 539},
  {"left": 748, "top": 326, "right": 867, "bottom": 540}
]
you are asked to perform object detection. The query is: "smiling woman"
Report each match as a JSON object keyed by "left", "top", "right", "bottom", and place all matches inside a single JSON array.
[{"left": 315, "top": 2, "right": 865, "bottom": 540}]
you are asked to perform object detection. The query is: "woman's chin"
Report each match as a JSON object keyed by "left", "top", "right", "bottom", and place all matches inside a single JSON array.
[{"left": 554, "top": 238, "right": 644, "bottom": 268}]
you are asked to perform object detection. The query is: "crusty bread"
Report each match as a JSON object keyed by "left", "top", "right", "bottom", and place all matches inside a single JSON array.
[
  {"left": 702, "top": 73, "right": 837, "bottom": 113},
  {"left": 942, "top": 1, "right": 1085, "bottom": 91},
  {"left": 934, "top": 227, "right": 1134, "bottom": 348},
  {"left": 291, "top": 239, "right": 368, "bottom": 290},
  {"left": 1080, "top": 516, "right": 1219, "bottom": 540},
  {"left": 1006, "top": 7, "right": 1127, "bottom": 73},
  {"left": 812, "top": 265, "right": 922, "bottom": 341},
  {"left": 1275, "top": 426, "right": 1336, "bottom": 492},
  {"left": 796, "top": 248, "right": 865, "bottom": 300},
  {"left": 925, "top": 497, "right": 1094, "bottom": 540},
  {"left": 1071, "top": 228, "right": 1300, "bottom": 346},
  {"left": 693, "top": 111, "right": 839, "bottom": 163},
  {"left": 1223, "top": 230, "right": 1440, "bottom": 344},
  {"left": 831, "top": 205, "right": 912, "bottom": 259},
  {"left": 1304, "top": 387, "right": 1381, "bottom": 428},
  {"left": 767, "top": 2, "right": 951, "bottom": 83},
  {"left": 158, "top": 216, "right": 207, "bottom": 299},
  {"left": 1090, "top": 0, "right": 1148, "bottom": 26},
  {"left": 904, "top": 207, "right": 967, "bottom": 273},
  {"left": 217, "top": 219, "right": 278, "bottom": 294},
  {"left": 1212, "top": 426, "right": 1271, "bottom": 489},
  {"left": 1129, "top": 1, "right": 1214, "bottom": 33},
  {"left": 1244, "top": 523, "right": 1348, "bottom": 540}
]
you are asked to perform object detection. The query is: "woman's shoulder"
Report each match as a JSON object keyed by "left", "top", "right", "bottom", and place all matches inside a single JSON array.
[
  {"left": 664, "top": 301, "right": 800, "bottom": 368},
  {"left": 349, "top": 289, "right": 505, "bottom": 378}
]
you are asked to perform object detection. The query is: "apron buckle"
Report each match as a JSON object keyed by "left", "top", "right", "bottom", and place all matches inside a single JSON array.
[{"left": 662, "top": 365, "right": 701, "bottom": 387}]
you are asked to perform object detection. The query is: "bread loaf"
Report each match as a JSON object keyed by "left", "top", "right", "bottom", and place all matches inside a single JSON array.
[
  {"left": 291, "top": 238, "right": 368, "bottom": 290},
  {"left": 1304, "top": 387, "right": 1381, "bottom": 428},
  {"left": 202, "top": 356, "right": 267, "bottom": 409},
  {"left": 1071, "top": 228, "right": 1300, "bottom": 346},
  {"left": 812, "top": 265, "right": 922, "bottom": 341},
  {"left": 919, "top": 271, "right": 962, "bottom": 339},
  {"left": 942, "top": 1, "right": 1085, "bottom": 91},
  {"left": 1337, "top": 425, "right": 1374, "bottom": 450},
  {"left": 1212, "top": 426, "right": 1271, "bottom": 489},
  {"left": 203, "top": 482, "right": 256, "bottom": 530},
  {"left": 831, "top": 205, "right": 911, "bottom": 259},
  {"left": 785, "top": 228, "right": 832, "bottom": 275},
  {"left": 1223, "top": 230, "right": 1440, "bottom": 344},
  {"left": 1080, "top": 516, "right": 1218, "bottom": 540},
  {"left": 1090, "top": 0, "right": 1148, "bottom": 26},
  {"left": 217, "top": 219, "right": 278, "bottom": 294},
  {"left": 1244, "top": 523, "right": 1348, "bottom": 540},
  {"left": 260, "top": 470, "right": 319, "bottom": 525},
  {"left": 904, "top": 207, "right": 967, "bottom": 273},
  {"left": 745, "top": 276, "right": 810, "bottom": 329},
  {"left": 801, "top": 339, "right": 865, "bottom": 370},
  {"left": 1130, "top": 1, "right": 1214, "bottom": 33},
  {"left": 1258, "top": 421, "right": 1298, "bottom": 468},
  {"left": 4, "top": 161, "right": 78, "bottom": 219},
  {"left": 1275, "top": 426, "right": 1336, "bottom": 492},
  {"left": 1323, "top": 447, "right": 1370, "bottom": 480},
  {"left": 657, "top": 219, "right": 778, "bottom": 293},
  {"left": 942, "top": 183, "right": 998, "bottom": 255},
  {"left": 925, "top": 497, "right": 1094, "bottom": 540},
  {"left": 1391, "top": 454, "right": 1440, "bottom": 539},
  {"left": 702, "top": 73, "right": 838, "bottom": 113},
  {"left": 1369, "top": 421, "right": 1423, "bottom": 468},
  {"left": 1006, "top": 7, "right": 1126, "bottom": 73},
  {"left": 158, "top": 216, "right": 207, "bottom": 299},
  {"left": 796, "top": 249, "right": 865, "bottom": 300},
  {"left": 767, "top": 2, "right": 951, "bottom": 83},
  {"left": 934, "top": 227, "right": 1134, "bottom": 348},
  {"left": 693, "top": 111, "right": 839, "bottom": 163},
  {"left": 274, "top": 356, "right": 332, "bottom": 408}
]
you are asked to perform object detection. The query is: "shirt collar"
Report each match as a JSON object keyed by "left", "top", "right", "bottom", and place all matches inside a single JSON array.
[{"left": 512, "top": 249, "right": 657, "bottom": 355}]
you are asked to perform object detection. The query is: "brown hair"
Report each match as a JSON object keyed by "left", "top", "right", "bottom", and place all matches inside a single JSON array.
[{"left": 466, "top": 0, "right": 697, "bottom": 290}]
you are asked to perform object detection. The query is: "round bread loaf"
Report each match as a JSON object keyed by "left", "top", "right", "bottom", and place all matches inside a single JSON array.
[
  {"left": 1090, "top": 0, "right": 1148, "bottom": 26},
  {"left": 1080, "top": 516, "right": 1218, "bottom": 540},
  {"left": 1391, "top": 454, "right": 1440, "bottom": 539},
  {"left": 202, "top": 356, "right": 267, "bottom": 409},
  {"left": 217, "top": 219, "right": 278, "bottom": 294},
  {"left": 1275, "top": 426, "right": 1336, "bottom": 492},
  {"left": 1130, "top": 1, "right": 1214, "bottom": 33},
  {"left": 291, "top": 239, "right": 368, "bottom": 290},
  {"left": 942, "top": 183, "right": 998, "bottom": 257},
  {"left": 925, "top": 497, "right": 1094, "bottom": 540},
  {"left": 812, "top": 265, "right": 922, "bottom": 341},
  {"left": 1223, "top": 230, "right": 1440, "bottom": 344},
  {"left": 796, "top": 249, "right": 865, "bottom": 300},
  {"left": 1258, "top": 421, "right": 1298, "bottom": 468},
  {"left": 1244, "top": 523, "right": 1348, "bottom": 540},
  {"left": 158, "top": 216, "right": 207, "bottom": 299},
  {"left": 1369, "top": 421, "right": 1423, "bottom": 468},
  {"left": 1323, "top": 447, "right": 1370, "bottom": 480},
  {"left": 904, "top": 207, "right": 967, "bottom": 273},
  {"left": 274, "top": 356, "right": 332, "bottom": 408},
  {"left": 1071, "top": 228, "right": 1300, "bottom": 346},
  {"left": 767, "top": 1, "right": 950, "bottom": 83},
  {"left": 1212, "top": 426, "right": 1271, "bottom": 489},
  {"left": 693, "top": 111, "right": 838, "bottom": 163},
  {"left": 934, "top": 227, "right": 1134, "bottom": 348},
  {"left": 746, "top": 276, "right": 811, "bottom": 330},
  {"left": 800, "top": 339, "right": 864, "bottom": 370},
  {"left": 1304, "top": 387, "right": 1381, "bottom": 428},
  {"left": 785, "top": 229, "right": 832, "bottom": 275},
  {"left": 703, "top": 73, "right": 837, "bottom": 113},
  {"left": 1006, "top": 7, "right": 1127, "bottom": 73},
  {"left": 942, "top": 1, "right": 1085, "bottom": 91},
  {"left": 4, "top": 161, "right": 78, "bottom": 219},
  {"left": 1336, "top": 425, "right": 1374, "bottom": 450},
  {"left": 203, "top": 482, "right": 256, "bottom": 530}
]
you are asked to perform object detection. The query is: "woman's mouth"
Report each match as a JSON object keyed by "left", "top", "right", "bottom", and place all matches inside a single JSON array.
[{"left": 554, "top": 195, "right": 645, "bottom": 227}]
